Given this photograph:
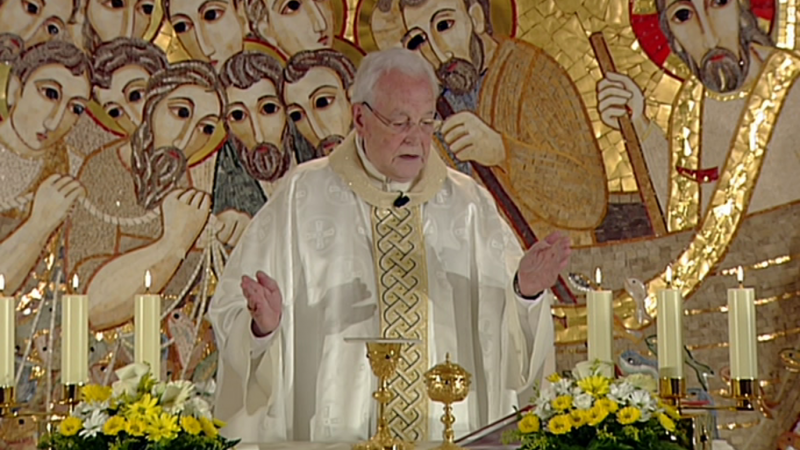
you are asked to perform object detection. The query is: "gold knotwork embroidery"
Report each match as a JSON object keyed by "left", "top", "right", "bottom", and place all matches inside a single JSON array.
[{"left": 370, "top": 205, "right": 429, "bottom": 441}]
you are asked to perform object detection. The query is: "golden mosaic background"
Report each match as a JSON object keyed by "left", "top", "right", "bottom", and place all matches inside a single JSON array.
[{"left": 2, "top": 0, "right": 800, "bottom": 448}]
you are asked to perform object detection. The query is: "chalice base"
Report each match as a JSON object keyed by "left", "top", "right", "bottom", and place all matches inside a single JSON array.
[
  {"left": 353, "top": 435, "right": 414, "bottom": 450},
  {"left": 431, "top": 442, "right": 465, "bottom": 450}
]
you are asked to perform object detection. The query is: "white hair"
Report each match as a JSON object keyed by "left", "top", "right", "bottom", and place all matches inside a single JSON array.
[{"left": 350, "top": 47, "right": 439, "bottom": 105}]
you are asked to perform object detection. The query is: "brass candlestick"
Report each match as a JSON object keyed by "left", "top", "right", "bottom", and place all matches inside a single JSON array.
[
  {"left": 730, "top": 378, "right": 757, "bottom": 411},
  {"left": 59, "top": 384, "right": 82, "bottom": 414},
  {"left": 346, "top": 338, "right": 419, "bottom": 450},
  {"left": 424, "top": 353, "right": 471, "bottom": 450},
  {"left": 0, "top": 386, "right": 16, "bottom": 417},
  {"left": 658, "top": 377, "right": 686, "bottom": 406}
]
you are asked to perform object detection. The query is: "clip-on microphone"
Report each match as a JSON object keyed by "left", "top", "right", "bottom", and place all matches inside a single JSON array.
[{"left": 393, "top": 192, "right": 410, "bottom": 208}]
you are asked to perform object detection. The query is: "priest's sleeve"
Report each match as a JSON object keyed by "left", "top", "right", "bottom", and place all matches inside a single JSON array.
[
  {"left": 207, "top": 178, "right": 301, "bottom": 434},
  {"left": 471, "top": 185, "right": 556, "bottom": 417}
]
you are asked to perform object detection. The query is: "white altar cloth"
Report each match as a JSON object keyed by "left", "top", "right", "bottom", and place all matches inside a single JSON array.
[{"left": 234, "top": 440, "right": 735, "bottom": 450}]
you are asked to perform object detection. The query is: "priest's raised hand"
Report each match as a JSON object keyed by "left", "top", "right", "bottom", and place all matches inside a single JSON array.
[
  {"left": 241, "top": 270, "right": 283, "bottom": 337},
  {"left": 516, "top": 231, "right": 572, "bottom": 298}
]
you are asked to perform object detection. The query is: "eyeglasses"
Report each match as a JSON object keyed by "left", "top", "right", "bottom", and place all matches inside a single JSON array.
[{"left": 362, "top": 102, "right": 441, "bottom": 134}]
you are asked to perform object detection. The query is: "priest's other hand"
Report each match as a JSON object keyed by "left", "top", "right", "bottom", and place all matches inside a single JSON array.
[
  {"left": 241, "top": 271, "right": 283, "bottom": 337},
  {"left": 517, "top": 232, "right": 571, "bottom": 297}
]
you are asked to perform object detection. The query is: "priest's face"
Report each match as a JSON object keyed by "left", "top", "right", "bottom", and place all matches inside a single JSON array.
[{"left": 353, "top": 71, "right": 436, "bottom": 183}]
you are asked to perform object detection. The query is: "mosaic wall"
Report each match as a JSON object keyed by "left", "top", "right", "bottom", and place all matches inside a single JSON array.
[{"left": 0, "top": 0, "right": 799, "bottom": 448}]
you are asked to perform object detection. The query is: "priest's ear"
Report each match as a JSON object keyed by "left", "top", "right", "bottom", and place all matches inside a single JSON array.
[{"left": 352, "top": 102, "right": 367, "bottom": 133}]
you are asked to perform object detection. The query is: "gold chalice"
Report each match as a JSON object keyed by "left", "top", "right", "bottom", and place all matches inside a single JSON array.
[
  {"left": 424, "top": 353, "right": 471, "bottom": 450},
  {"left": 345, "top": 337, "right": 421, "bottom": 450}
]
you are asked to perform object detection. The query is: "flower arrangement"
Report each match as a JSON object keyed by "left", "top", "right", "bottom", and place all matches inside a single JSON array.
[
  {"left": 506, "top": 365, "right": 690, "bottom": 450},
  {"left": 38, "top": 363, "right": 239, "bottom": 450}
]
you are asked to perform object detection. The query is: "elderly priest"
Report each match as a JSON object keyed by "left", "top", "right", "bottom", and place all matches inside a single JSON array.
[{"left": 208, "top": 48, "right": 570, "bottom": 444}]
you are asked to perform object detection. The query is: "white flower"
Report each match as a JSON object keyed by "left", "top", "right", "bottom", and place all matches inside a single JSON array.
[
  {"left": 194, "top": 379, "right": 216, "bottom": 400},
  {"left": 157, "top": 380, "right": 194, "bottom": 414},
  {"left": 573, "top": 393, "right": 594, "bottom": 410},
  {"left": 608, "top": 382, "right": 635, "bottom": 404},
  {"left": 111, "top": 363, "right": 150, "bottom": 398},
  {"left": 71, "top": 402, "right": 94, "bottom": 420},
  {"left": 629, "top": 390, "right": 657, "bottom": 411},
  {"left": 533, "top": 394, "right": 555, "bottom": 420},
  {"left": 78, "top": 409, "right": 109, "bottom": 438},
  {"left": 625, "top": 373, "right": 658, "bottom": 393},
  {"left": 552, "top": 379, "right": 573, "bottom": 396},
  {"left": 184, "top": 396, "right": 212, "bottom": 420}
]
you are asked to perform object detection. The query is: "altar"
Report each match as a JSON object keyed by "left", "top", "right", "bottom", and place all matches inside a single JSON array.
[{"left": 234, "top": 444, "right": 516, "bottom": 450}]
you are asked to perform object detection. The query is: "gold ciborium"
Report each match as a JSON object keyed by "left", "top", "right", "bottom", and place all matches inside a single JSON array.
[
  {"left": 345, "top": 338, "right": 420, "bottom": 450},
  {"left": 424, "top": 353, "right": 471, "bottom": 450}
]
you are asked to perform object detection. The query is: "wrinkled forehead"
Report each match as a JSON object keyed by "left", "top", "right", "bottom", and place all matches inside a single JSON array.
[
  {"left": 26, "top": 64, "right": 91, "bottom": 97},
  {"left": 283, "top": 66, "right": 345, "bottom": 106},
  {"left": 373, "top": 72, "right": 435, "bottom": 111},
  {"left": 226, "top": 78, "right": 279, "bottom": 105}
]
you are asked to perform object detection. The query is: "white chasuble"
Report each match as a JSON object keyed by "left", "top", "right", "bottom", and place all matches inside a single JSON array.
[{"left": 208, "top": 131, "right": 556, "bottom": 444}]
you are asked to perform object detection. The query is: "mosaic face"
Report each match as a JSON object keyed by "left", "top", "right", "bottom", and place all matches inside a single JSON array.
[
  {"left": 225, "top": 78, "right": 285, "bottom": 153},
  {"left": 85, "top": 0, "right": 156, "bottom": 43},
  {"left": 661, "top": 0, "right": 745, "bottom": 93},
  {"left": 0, "top": 0, "right": 74, "bottom": 47},
  {"left": 400, "top": 0, "right": 485, "bottom": 94},
  {"left": 169, "top": 0, "right": 246, "bottom": 67},
  {"left": 400, "top": 0, "right": 478, "bottom": 71},
  {"left": 284, "top": 65, "right": 350, "bottom": 155},
  {"left": 9, "top": 64, "right": 90, "bottom": 153},
  {"left": 255, "top": 0, "right": 334, "bottom": 57},
  {"left": 150, "top": 84, "right": 222, "bottom": 161},
  {"left": 93, "top": 64, "right": 150, "bottom": 135}
]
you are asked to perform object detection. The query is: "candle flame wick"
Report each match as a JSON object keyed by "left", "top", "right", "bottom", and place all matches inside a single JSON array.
[
  {"left": 71, "top": 274, "right": 79, "bottom": 291},
  {"left": 144, "top": 270, "right": 152, "bottom": 292},
  {"left": 0, "top": 274, "right": 4, "bottom": 293},
  {"left": 736, "top": 266, "right": 744, "bottom": 286},
  {"left": 594, "top": 267, "right": 602, "bottom": 288},
  {"left": 665, "top": 265, "right": 673, "bottom": 287}
]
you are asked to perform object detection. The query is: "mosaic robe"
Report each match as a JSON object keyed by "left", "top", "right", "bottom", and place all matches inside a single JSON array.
[
  {"left": 208, "top": 131, "right": 555, "bottom": 443},
  {"left": 472, "top": 38, "right": 607, "bottom": 246}
]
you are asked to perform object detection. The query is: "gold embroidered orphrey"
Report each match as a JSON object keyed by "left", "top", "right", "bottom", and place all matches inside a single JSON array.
[
  {"left": 553, "top": 49, "right": 800, "bottom": 342},
  {"left": 370, "top": 205, "right": 430, "bottom": 441}
]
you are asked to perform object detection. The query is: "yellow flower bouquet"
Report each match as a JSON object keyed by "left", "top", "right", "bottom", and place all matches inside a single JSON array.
[
  {"left": 506, "top": 365, "right": 690, "bottom": 450},
  {"left": 38, "top": 363, "right": 239, "bottom": 450}
]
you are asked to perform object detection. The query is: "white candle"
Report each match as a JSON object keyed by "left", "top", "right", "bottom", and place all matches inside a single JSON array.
[
  {"left": 135, "top": 271, "right": 161, "bottom": 380},
  {"left": 62, "top": 275, "right": 88, "bottom": 385},
  {"left": 728, "top": 267, "right": 758, "bottom": 380},
  {"left": 657, "top": 266, "right": 684, "bottom": 379},
  {"left": 587, "top": 268, "right": 613, "bottom": 365},
  {"left": 0, "top": 275, "right": 15, "bottom": 387}
]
